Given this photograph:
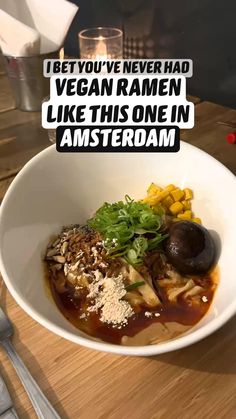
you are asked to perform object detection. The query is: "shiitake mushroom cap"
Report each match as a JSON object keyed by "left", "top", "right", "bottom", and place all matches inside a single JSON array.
[{"left": 165, "top": 221, "right": 216, "bottom": 275}]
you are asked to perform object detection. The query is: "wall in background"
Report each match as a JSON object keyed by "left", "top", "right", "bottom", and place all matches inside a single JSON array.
[{"left": 66, "top": 0, "right": 236, "bottom": 108}]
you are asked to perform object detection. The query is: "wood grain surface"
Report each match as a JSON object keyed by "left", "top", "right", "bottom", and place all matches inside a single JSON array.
[
  {"left": 0, "top": 76, "right": 15, "bottom": 114},
  {"left": 181, "top": 101, "right": 236, "bottom": 175},
  {"left": 0, "top": 70, "right": 236, "bottom": 419},
  {"left": 0, "top": 91, "right": 49, "bottom": 180},
  {"left": 0, "top": 53, "right": 5, "bottom": 76}
]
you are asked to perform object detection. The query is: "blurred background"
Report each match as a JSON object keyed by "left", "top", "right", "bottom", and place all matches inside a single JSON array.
[{"left": 66, "top": 0, "right": 236, "bottom": 108}]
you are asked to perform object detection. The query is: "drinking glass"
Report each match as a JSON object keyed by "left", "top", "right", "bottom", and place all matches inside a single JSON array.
[{"left": 78, "top": 27, "right": 123, "bottom": 59}]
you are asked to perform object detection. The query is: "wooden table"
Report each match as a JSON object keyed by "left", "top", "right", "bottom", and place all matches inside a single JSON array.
[{"left": 1, "top": 65, "right": 236, "bottom": 419}]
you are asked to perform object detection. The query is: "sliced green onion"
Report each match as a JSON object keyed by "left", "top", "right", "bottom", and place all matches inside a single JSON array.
[
  {"left": 125, "top": 281, "right": 145, "bottom": 291},
  {"left": 88, "top": 196, "right": 167, "bottom": 266}
]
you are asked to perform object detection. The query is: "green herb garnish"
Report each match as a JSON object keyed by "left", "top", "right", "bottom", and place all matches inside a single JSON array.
[
  {"left": 88, "top": 195, "right": 167, "bottom": 266},
  {"left": 125, "top": 281, "right": 145, "bottom": 291}
]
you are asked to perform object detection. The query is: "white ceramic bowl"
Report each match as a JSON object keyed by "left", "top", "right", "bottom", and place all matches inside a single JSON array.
[{"left": 0, "top": 143, "right": 236, "bottom": 356}]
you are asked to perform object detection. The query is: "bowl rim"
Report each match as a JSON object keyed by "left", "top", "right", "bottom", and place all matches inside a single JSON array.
[{"left": 0, "top": 142, "right": 236, "bottom": 356}]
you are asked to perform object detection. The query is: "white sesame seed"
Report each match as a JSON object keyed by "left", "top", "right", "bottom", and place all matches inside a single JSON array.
[
  {"left": 145, "top": 311, "right": 153, "bottom": 318},
  {"left": 87, "top": 271, "right": 134, "bottom": 327}
]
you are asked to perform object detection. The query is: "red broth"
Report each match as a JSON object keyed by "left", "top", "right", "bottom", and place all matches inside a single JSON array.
[{"left": 45, "top": 265, "right": 218, "bottom": 346}]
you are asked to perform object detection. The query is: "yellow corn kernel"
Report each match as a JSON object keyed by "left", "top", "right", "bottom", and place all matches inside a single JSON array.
[
  {"left": 184, "top": 188, "right": 193, "bottom": 200},
  {"left": 162, "top": 195, "right": 174, "bottom": 208},
  {"left": 164, "top": 184, "right": 175, "bottom": 192},
  {"left": 158, "top": 190, "right": 170, "bottom": 201},
  {"left": 144, "top": 190, "right": 169, "bottom": 206},
  {"left": 176, "top": 212, "right": 185, "bottom": 220},
  {"left": 142, "top": 195, "right": 156, "bottom": 205},
  {"left": 142, "top": 191, "right": 168, "bottom": 206},
  {"left": 170, "top": 188, "right": 185, "bottom": 202},
  {"left": 147, "top": 183, "right": 162, "bottom": 196},
  {"left": 177, "top": 210, "right": 192, "bottom": 220},
  {"left": 169, "top": 201, "right": 184, "bottom": 215},
  {"left": 182, "top": 200, "right": 191, "bottom": 210},
  {"left": 192, "top": 217, "right": 202, "bottom": 224}
]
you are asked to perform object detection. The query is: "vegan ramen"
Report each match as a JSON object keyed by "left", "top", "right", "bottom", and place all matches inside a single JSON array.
[{"left": 44, "top": 183, "right": 218, "bottom": 346}]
